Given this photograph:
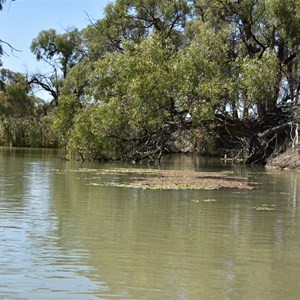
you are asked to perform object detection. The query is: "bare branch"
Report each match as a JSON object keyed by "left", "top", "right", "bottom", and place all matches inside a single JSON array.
[{"left": 0, "top": 38, "right": 22, "bottom": 54}]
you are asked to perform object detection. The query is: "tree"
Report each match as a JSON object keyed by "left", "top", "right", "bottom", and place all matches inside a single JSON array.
[
  {"left": 185, "top": 0, "right": 300, "bottom": 163},
  {"left": 29, "top": 28, "right": 84, "bottom": 108},
  {"left": 8, "top": 0, "right": 297, "bottom": 163},
  {"left": 0, "top": 69, "right": 37, "bottom": 146},
  {"left": 0, "top": 69, "right": 34, "bottom": 117},
  {"left": 66, "top": 24, "right": 230, "bottom": 162},
  {"left": 82, "top": 0, "right": 191, "bottom": 60}
]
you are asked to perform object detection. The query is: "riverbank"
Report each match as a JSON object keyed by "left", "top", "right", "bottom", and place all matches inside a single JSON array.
[{"left": 266, "top": 148, "right": 300, "bottom": 170}]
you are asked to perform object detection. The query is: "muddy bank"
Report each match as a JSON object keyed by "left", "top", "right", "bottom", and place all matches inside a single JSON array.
[{"left": 267, "top": 148, "right": 300, "bottom": 170}]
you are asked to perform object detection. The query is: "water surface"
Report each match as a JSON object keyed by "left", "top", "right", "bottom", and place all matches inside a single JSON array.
[{"left": 0, "top": 148, "right": 300, "bottom": 299}]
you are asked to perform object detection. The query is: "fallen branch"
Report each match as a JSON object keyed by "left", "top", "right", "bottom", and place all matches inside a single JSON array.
[{"left": 257, "top": 122, "right": 293, "bottom": 139}]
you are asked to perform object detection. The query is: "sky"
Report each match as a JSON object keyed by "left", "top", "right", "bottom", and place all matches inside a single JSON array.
[{"left": 0, "top": 0, "right": 109, "bottom": 74}]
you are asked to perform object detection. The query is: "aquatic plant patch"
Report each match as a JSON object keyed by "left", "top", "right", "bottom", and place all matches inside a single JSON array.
[{"left": 69, "top": 167, "right": 254, "bottom": 190}]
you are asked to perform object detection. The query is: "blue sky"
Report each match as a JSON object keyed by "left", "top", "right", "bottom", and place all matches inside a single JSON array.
[{"left": 0, "top": 0, "right": 109, "bottom": 74}]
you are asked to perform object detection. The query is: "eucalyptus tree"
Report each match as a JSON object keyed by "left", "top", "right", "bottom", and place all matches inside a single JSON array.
[
  {"left": 82, "top": 0, "right": 191, "bottom": 60},
  {"left": 67, "top": 35, "right": 184, "bottom": 161},
  {"left": 67, "top": 22, "right": 231, "bottom": 162},
  {"left": 29, "top": 28, "right": 84, "bottom": 108}
]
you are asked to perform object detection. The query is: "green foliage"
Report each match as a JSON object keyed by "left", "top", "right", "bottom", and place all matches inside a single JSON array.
[
  {"left": 88, "top": 38, "right": 171, "bottom": 154},
  {"left": 51, "top": 0, "right": 300, "bottom": 160},
  {"left": 177, "top": 21, "right": 231, "bottom": 120},
  {"left": 67, "top": 105, "right": 112, "bottom": 160},
  {"left": 65, "top": 27, "right": 230, "bottom": 159},
  {"left": 267, "top": 0, "right": 300, "bottom": 48},
  {"left": 2, "top": 0, "right": 300, "bottom": 160},
  {"left": 238, "top": 51, "right": 279, "bottom": 116},
  {"left": 82, "top": 0, "right": 190, "bottom": 59},
  {"left": 31, "top": 28, "right": 83, "bottom": 78},
  {"left": 0, "top": 115, "right": 58, "bottom": 147},
  {"left": 0, "top": 69, "right": 34, "bottom": 117},
  {"left": 0, "top": 69, "right": 58, "bottom": 147}
]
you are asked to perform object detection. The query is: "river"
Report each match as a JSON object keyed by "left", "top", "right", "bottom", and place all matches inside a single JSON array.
[{"left": 0, "top": 147, "right": 299, "bottom": 299}]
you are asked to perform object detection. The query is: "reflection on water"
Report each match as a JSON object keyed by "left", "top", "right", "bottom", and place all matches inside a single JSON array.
[
  {"left": 0, "top": 148, "right": 300, "bottom": 299},
  {"left": 0, "top": 149, "right": 104, "bottom": 299}
]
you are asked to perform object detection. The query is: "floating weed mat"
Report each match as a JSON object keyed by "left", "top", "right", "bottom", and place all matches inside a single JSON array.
[
  {"left": 66, "top": 167, "right": 254, "bottom": 191},
  {"left": 254, "top": 204, "right": 277, "bottom": 211},
  {"left": 191, "top": 199, "right": 218, "bottom": 203}
]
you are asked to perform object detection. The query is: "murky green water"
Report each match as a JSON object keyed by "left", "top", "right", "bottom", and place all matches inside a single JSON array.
[{"left": 0, "top": 148, "right": 300, "bottom": 299}]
